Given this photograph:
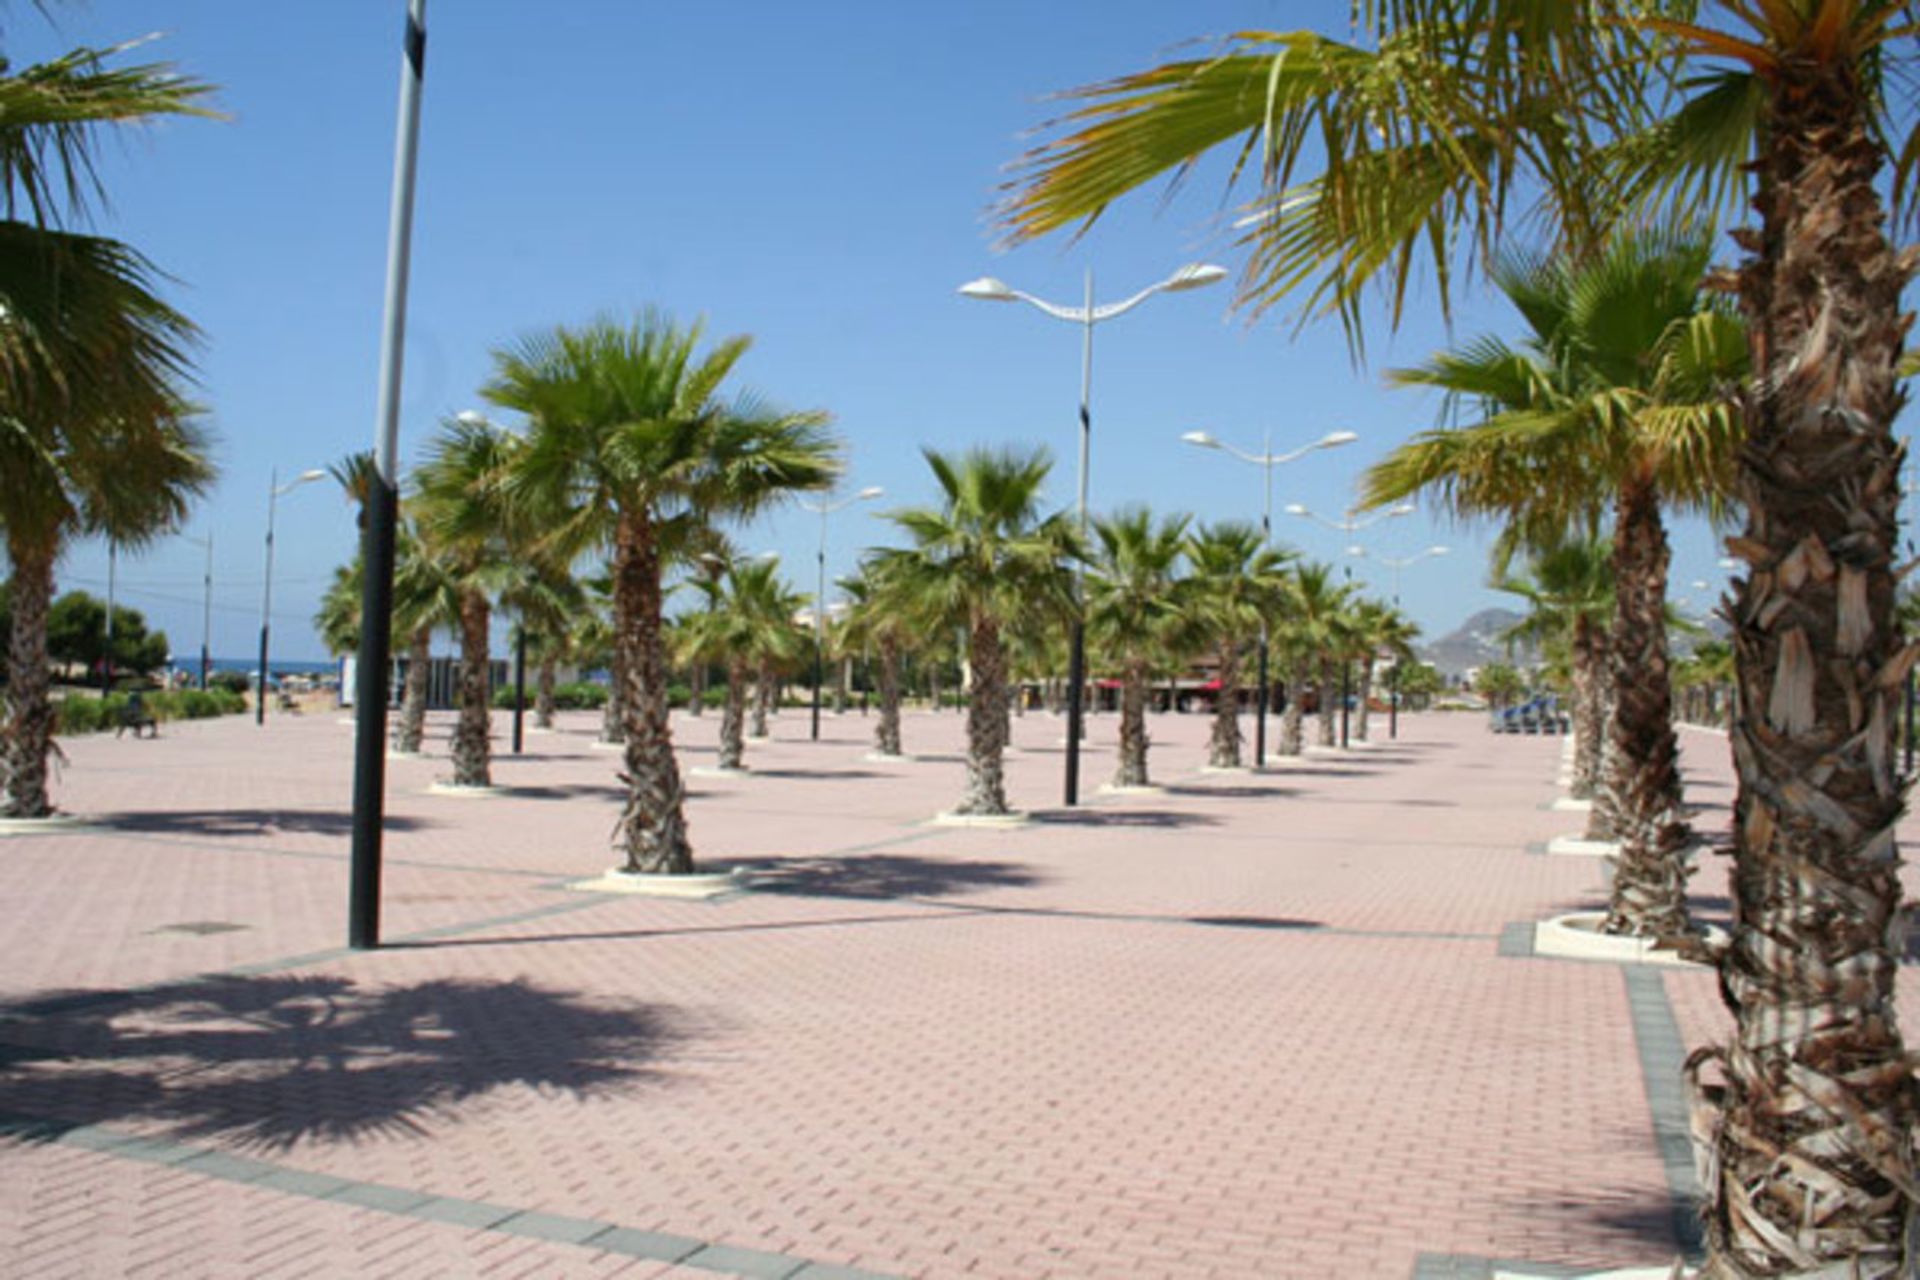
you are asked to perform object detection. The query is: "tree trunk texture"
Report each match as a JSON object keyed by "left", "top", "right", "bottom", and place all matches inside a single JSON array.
[
  {"left": 1354, "top": 659, "right": 1375, "bottom": 742},
  {"left": 1317, "top": 656, "right": 1338, "bottom": 747},
  {"left": 688, "top": 662, "right": 705, "bottom": 716},
  {"left": 393, "top": 627, "right": 430, "bottom": 754},
  {"left": 534, "top": 654, "right": 557, "bottom": 729},
  {"left": 1280, "top": 655, "right": 1307, "bottom": 756},
  {"left": 612, "top": 510, "right": 693, "bottom": 873},
  {"left": 1208, "top": 640, "right": 1243, "bottom": 769},
  {"left": 2, "top": 538, "right": 57, "bottom": 818},
  {"left": 1112, "top": 662, "right": 1151, "bottom": 787},
  {"left": 875, "top": 636, "right": 903, "bottom": 757},
  {"left": 718, "top": 660, "right": 747, "bottom": 771},
  {"left": 955, "top": 615, "right": 1009, "bottom": 814},
  {"left": 1599, "top": 472, "right": 1691, "bottom": 937},
  {"left": 1585, "top": 637, "right": 1623, "bottom": 842},
  {"left": 1569, "top": 615, "right": 1602, "bottom": 800},
  {"left": 750, "top": 661, "right": 772, "bottom": 738},
  {"left": 834, "top": 657, "right": 849, "bottom": 714},
  {"left": 600, "top": 642, "right": 626, "bottom": 744},
  {"left": 1693, "top": 62, "right": 1917, "bottom": 1278},
  {"left": 450, "top": 590, "right": 492, "bottom": 788}
]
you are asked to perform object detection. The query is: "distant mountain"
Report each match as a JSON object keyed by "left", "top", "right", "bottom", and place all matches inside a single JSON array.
[{"left": 1416, "top": 608, "right": 1536, "bottom": 678}]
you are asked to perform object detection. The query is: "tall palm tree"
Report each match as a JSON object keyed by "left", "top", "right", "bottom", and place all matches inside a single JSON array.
[
  {"left": 881, "top": 447, "right": 1079, "bottom": 816},
  {"left": 1275, "top": 563, "right": 1350, "bottom": 756},
  {"left": 1349, "top": 600, "right": 1419, "bottom": 742},
  {"left": 413, "top": 416, "right": 521, "bottom": 789},
  {"left": 1183, "top": 521, "right": 1291, "bottom": 768},
  {"left": 488, "top": 313, "right": 837, "bottom": 873},
  {"left": 1086, "top": 506, "right": 1190, "bottom": 789},
  {"left": 838, "top": 556, "right": 919, "bottom": 758},
  {"left": 1366, "top": 231, "right": 1746, "bottom": 938},
  {"left": 999, "top": 7, "right": 1920, "bottom": 1264},
  {"left": 677, "top": 557, "right": 800, "bottom": 771}
]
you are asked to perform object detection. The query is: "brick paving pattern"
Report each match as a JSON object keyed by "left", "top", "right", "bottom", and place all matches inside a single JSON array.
[{"left": 0, "top": 702, "right": 1910, "bottom": 1277}]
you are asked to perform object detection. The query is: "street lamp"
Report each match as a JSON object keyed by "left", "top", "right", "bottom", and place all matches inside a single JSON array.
[
  {"left": 799, "top": 486, "right": 883, "bottom": 741},
  {"left": 258, "top": 467, "right": 328, "bottom": 725},
  {"left": 1375, "top": 545, "right": 1448, "bottom": 740},
  {"left": 1181, "top": 428, "right": 1356, "bottom": 765},
  {"left": 183, "top": 533, "right": 214, "bottom": 690},
  {"left": 1287, "top": 501, "right": 1416, "bottom": 746},
  {"left": 960, "top": 261, "right": 1226, "bottom": 805}
]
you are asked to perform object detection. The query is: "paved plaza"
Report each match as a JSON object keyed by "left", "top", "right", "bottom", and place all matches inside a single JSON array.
[{"left": 3, "top": 700, "right": 1915, "bottom": 1278}]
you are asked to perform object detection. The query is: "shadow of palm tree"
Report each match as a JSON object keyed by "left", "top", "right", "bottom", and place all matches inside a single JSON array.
[
  {"left": 1163, "top": 784, "right": 1299, "bottom": 800},
  {"left": 501, "top": 783, "right": 627, "bottom": 801},
  {"left": 1027, "top": 809, "right": 1221, "bottom": 829},
  {"left": 752, "top": 852, "right": 1041, "bottom": 900},
  {"left": 0, "top": 974, "right": 690, "bottom": 1151},
  {"left": 93, "top": 809, "right": 437, "bottom": 837}
]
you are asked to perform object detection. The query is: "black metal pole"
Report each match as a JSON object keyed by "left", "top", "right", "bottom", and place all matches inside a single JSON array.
[
  {"left": 1254, "top": 635, "right": 1269, "bottom": 767},
  {"left": 255, "top": 621, "right": 269, "bottom": 724},
  {"left": 512, "top": 627, "right": 526, "bottom": 755},
  {"left": 348, "top": 0, "right": 427, "bottom": 952},
  {"left": 1064, "top": 616, "right": 1086, "bottom": 805}
]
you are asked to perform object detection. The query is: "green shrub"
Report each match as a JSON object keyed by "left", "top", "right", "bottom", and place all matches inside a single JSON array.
[
  {"left": 491, "top": 680, "right": 608, "bottom": 711},
  {"left": 209, "top": 670, "right": 252, "bottom": 695},
  {"left": 55, "top": 686, "right": 247, "bottom": 735}
]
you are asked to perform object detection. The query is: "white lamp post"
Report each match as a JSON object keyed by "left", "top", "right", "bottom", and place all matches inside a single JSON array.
[
  {"left": 960, "top": 261, "right": 1226, "bottom": 805},
  {"left": 798, "top": 487, "right": 883, "bottom": 741},
  {"left": 1374, "top": 544, "right": 1448, "bottom": 742},
  {"left": 258, "top": 467, "right": 328, "bottom": 725},
  {"left": 1181, "top": 428, "right": 1356, "bottom": 765},
  {"left": 183, "top": 532, "right": 214, "bottom": 690}
]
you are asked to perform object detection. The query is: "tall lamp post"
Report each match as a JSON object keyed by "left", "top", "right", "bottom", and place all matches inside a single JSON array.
[
  {"left": 1287, "top": 501, "right": 1415, "bottom": 746},
  {"left": 959, "top": 261, "right": 1226, "bottom": 806},
  {"left": 800, "top": 486, "right": 883, "bottom": 742},
  {"left": 184, "top": 533, "right": 214, "bottom": 690},
  {"left": 258, "top": 468, "right": 328, "bottom": 725},
  {"left": 1180, "top": 428, "right": 1355, "bottom": 766},
  {"left": 1374, "top": 544, "right": 1448, "bottom": 738}
]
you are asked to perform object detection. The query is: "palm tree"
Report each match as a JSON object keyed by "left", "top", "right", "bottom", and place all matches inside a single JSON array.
[
  {"left": 1086, "top": 506, "right": 1190, "bottom": 789},
  {"left": 838, "top": 556, "right": 918, "bottom": 758},
  {"left": 677, "top": 557, "right": 800, "bottom": 771},
  {"left": 1275, "top": 563, "right": 1350, "bottom": 756},
  {"left": 1349, "top": 600, "right": 1419, "bottom": 742},
  {"left": 412, "top": 416, "right": 521, "bottom": 789},
  {"left": 1366, "top": 231, "right": 1746, "bottom": 939},
  {"left": 1183, "top": 521, "right": 1292, "bottom": 769},
  {"left": 881, "top": 447, "right": 1078, "bottom": 816},
  {"left": 488, "top": 313, "right": 837, "bottom": 873}
]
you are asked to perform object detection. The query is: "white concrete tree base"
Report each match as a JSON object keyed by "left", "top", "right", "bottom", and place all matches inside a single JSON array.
[
  {"left": 427, "top": 781, "right": 507, "bottom": 798},
  {"left": 1534, "top": 912, "right": 1724, "bottom": 968},
  {"left": 1098, "top": 783, "right": 1166, "bottom": 797},
  {"left": 1545, "top": 835, "right": 1620, "bottom": 857},
  {"left": 0, "top": 814, "right": 93, "bottom": 837},
  {"left": 590, "top": 741, "right": 626, "bottom": 752},
  {"left": 688, "top": 765, "right": 750, "bottom": 778},
  {"left": 567, "top": 865, "right": 748, "bottom": 899},
  {"left": 862, "top": 752, "right": 917, "bottom": 764},
  {"left": 930, "top": 810, "right": 1029, "bottom": 829},
  {"left": 1551, "top": 796, "right": 1595, "bottom": 812},
  {"left": 387, "top": 750, "right": 423, "bottom": 761},
  {"left": 1199, "top": 765, "right": 1253, "bottom": 775}
]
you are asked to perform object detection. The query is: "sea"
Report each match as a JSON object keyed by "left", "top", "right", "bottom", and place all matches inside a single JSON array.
[{"left": 197, "top": 657, "right": 339, "bottom": 680}]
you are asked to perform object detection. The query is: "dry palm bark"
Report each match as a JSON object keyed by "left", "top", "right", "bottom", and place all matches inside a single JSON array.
[
  {"left": 874, "top": 635, "right": 903, "bottom": 757},
  {"left": 534, "top": 655, "right": 556, "bottom": 730},
  {"left": 1354, "top": 656, "right": 1375, "bottom": 742},
  {"left": 1112, "top": 661, "right": 1151, "bottom": 787},
  {"left": 718, "top": 659, "right": 748, "bottom": 771},
  {"left": 1317, "top": 656, "right": 1339, "bottom": 747},
  {"left": 686, "top": 662, "right": 705, "bottom": 716},
  {"left": 2, "top": 540, "right": 57, "bottom": 818},
  {"left": 599, "top": 644, "right": 626, "bottom": 745},
  {"left": 449, "top": 591, "right": 493, "bottom": 789},
  {"left": 1207, "top": 642, "right": 1243, "bottom": 769},
  {"left": 1600, "top": 473, "right": 1692, "bottom": 936},
  {"left": 1570, "top": 614, "right": 1605, "bottom": 800},
  {"left": 392, "top": 628, "right": 430, "bottom": 754},
  {"left": 955, "top": 615, "right": 1010, "bottom": 814},
  {"left": 612, "top": 512, "right": 692, "bottom": 874},
  {"left": 1280, "top": 655, "right": 1308, "bottom": 755},
  {"left": 750, "top": 661, "right": 773, "bottom": 739},
  {"left": 1690, "top": 54, "right": 1919, "bottom": 1277}
]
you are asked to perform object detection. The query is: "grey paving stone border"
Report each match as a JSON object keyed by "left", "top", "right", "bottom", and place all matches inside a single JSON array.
[{"left": 0, "top": 1109, "right": 900, "bottom": 1279}]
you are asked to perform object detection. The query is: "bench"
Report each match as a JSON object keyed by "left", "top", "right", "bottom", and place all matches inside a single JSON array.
[{"left": 116, "top": 697, "right": 158, "bottom": 739}]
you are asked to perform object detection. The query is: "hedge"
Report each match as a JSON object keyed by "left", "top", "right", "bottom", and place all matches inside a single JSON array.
[
  {"left": 489, "top": 680, "right": 609, "bottom": 711},
  {"left": 56, "top": 687, "right": 247, "bottom": 735}
]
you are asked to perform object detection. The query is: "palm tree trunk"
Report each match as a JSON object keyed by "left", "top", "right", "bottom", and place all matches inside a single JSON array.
[
  {"left": 2, "top": 536, "right": 57, "bottom": 818},
  {"left": 1354, "top": 658, "right": 1375, "bottom": 741},
  {"left": 687, "top": 661, "right": 705, "bottom": 716},
  {"left": 1598, "top": 472, "right": 1690, "bottom": 938},
  {"left": 875, "top": 636, "right": 903, "bottom": 757},
  {"left": 1570, "top": 615, "right": 1601, "bottom": 800},
  {"left": 750, "top": 661, "right": 772, "bottom": 738},
  {"left": 1695, "top": 64, "right": 1917, "bottom": 1277},
  {"left": 955, "top": 615, "right": 1009, "bottom": 814},
  {"left": 834, "top": 657, "right": 849, "bottom": 713},
  {"left": 1208, "top": 640, "right": 1242, "bottom": 769},
  {"left": 1317, "top": 656, "right": 1338, "bottom": 747},
  {"left": 600, "top": 643, "right": 626, "bottom": 744},
  {"left": 450, "top": 590, "right": 492, "bottom": 788},
  {"left": 612, "top": 509, "right": 692, "bottom": 874},
  {"left": 1584, "top": 630, "right": 1622, "bottom": 840},
  {"left": 534, "top": 654, "right": 557, "bottom": 729},
  {"left": 393, "top": 627, "right": 430, "bottom": 753},
  {"left": 1113, "top": 661, "right": 1151, "bottom": 787},
  {"left": 1279, "top": 655, "right": 1307, "bottom": 756},
  {"left": 718, "top": 660, "right": 747, "bottom": 770}
]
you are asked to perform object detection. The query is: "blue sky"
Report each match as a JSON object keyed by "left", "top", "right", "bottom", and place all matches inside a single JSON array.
[{"left": 24, "top": 1, "right": 1789, "bottom": 662}]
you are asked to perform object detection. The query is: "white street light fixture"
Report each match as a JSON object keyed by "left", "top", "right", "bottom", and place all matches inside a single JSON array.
[
  {"left": 961, "top": 261, "right": 1225, "bottom": 805},
  {"left": 258, "top": 467, "right": 329, "bottom": 725},
  {"left": 1181, "top": 426, "right": 1357, "bottom": 766},
  {"left": 798, "top": 486, "right": 884, "bottom": 741}
]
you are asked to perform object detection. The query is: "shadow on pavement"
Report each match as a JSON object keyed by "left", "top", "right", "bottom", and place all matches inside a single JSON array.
[
  {"left": 0, "top": 975, "right": 688, "bottom": 1151},
  {"left": 1028, "top": 809, "right": 1221, "bottom": 829},
  {"left": 501, "top": 783, "right": 627, "bottom": 801},
  {"left": 1509, "top": 1189, "right": 1691, "bottom": 1262},
  {"left": 1164, "top": 784, "right": 1300, "bottom": 800},
  {"left": 93, "top": 809, "right": 437, "bottom": 837},
  {"left": 737, "top": 768, "right": 889, "bottom": 781},
  {"left": 753, "top": 852, "right": 1041, "bottom": 899}
]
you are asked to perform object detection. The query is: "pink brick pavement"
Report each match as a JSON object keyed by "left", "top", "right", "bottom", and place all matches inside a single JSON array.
[{"left": 0, "top": 700, "right": 1907, "bottom": 1277}]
